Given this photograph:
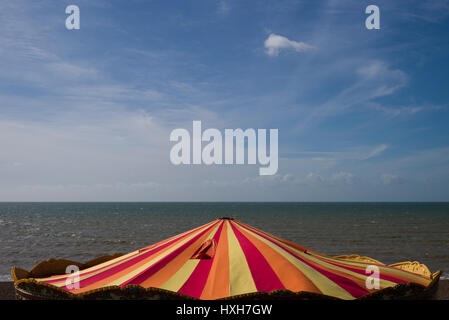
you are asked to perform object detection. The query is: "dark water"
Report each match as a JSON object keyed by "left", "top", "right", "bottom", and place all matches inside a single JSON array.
[{"left": 1, "top": 202, "right": 448, "bottom": 281}]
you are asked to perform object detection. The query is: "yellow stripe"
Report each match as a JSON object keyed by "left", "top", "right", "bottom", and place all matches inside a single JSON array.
[
  {"left": 36, "top": 250, "right": 140, "bottom": 283},
  {"left": 227, "top": 221, "right": 257, "bottom": 296},
  {"left": 159, "top": 222, "right": 222, "bottom": 292},
  {"left": 38, "top": 222, "right": 216, "bottom": 286},
  {"left": 106, "top": 223, "right": 217, "bottom": 286},
  {"left": 238, "top": 224, "right": 400, "bottom": 289},
  {"left": 311, "top": 252, "right": 430, "bottom": 284},
  {"left": 236, "top": 223, "right": 354, "bottom": 299},
  {"left": 269, "top": 243, "right": 398, "bottom": 289},
  {"left": 261, "top": 241, "right": 396, "bottom": 289},
  {"left": 159, "top": 260, "right": 200, "bottom": 292},
  {"left": 296, "top": 252, "right": 396, "bottom": 289}
]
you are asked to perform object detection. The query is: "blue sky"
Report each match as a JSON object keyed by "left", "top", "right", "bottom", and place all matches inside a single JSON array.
[{"left": 0, "top": 0, "right": 449, "bottom": 201}]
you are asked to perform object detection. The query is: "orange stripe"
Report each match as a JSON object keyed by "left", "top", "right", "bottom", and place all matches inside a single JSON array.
[
  {"left": 138, "top": 224, "right": 219, "bottom": 288},
  {"left": 236, "top": 221, "right": 372, "bottom": 294},
  {"left": 234, "top": 223, "right": 321, "bottom": 294},
  {"left": 200, "top": 221, "right": 230, "bottom": 299},
  {"left": 308, "top": 253, "right": 426, "bottom": 286},
  {"left": 137, "top": 220, "right": 218, "bottom": 253},
  {"left": 306, "top": 259, "right": 371, "bottom": 291},
  {"left": 44, "top": 221, "right": 218, "bottom": 285},
  {"left": 71, "top": 227, "right": 202, "bottom": 293}
]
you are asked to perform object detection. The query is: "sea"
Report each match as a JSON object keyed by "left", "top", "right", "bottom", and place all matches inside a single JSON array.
[{"left": 1, "top": 202, "right": 448, "bottom": 281}]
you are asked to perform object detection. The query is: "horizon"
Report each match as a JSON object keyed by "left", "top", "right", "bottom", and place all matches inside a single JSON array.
[{"left": 1, "top": 201, "right": 449, "bottom": 204}]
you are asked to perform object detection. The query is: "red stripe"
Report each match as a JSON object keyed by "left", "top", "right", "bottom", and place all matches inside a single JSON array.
[
  {"left": 234, "top": 221, "right": 369, "bottom": 297},
  {"left": 42, "top": 251, "right": 141, "bottom": 284},
  {"left": 43, "top": 221, "right": 216, "bottom": 286},
  {"left": 60, "top": 222, "right": 217, "bottom": 289},
  {"left": 230, "top": 222, "right": 285, "bottom": 292},
  {"left": 315, "top": 257, "right": 409, "bottom": 285},
  {"left": 124, "top": 222, "right": 218, "bottom": 286},
  {"left": 177, "top": 222, "right": 225, "bottom": 298},
  {"left": 305, "top": 263, "right": 369, "bottom": 297}
]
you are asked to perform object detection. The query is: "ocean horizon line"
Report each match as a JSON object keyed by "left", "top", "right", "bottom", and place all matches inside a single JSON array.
[{"left": 1, "top": 201, "right": 449, "bottom": 203}]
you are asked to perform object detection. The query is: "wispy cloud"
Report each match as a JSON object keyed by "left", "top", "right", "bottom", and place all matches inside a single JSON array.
[
  {"left": 371, "top": 103, "right": 446, "bottom": 117},
  {"left": 241, "top": 171, "right": 355, "bottom": 188},
  {"left": 363, "top": 144, "right": 389, "bottom": 160},
  {"left": 284, "top": 144, "right": 390, "bottom": 162},
  {"left": 293, "top": 60, "right": 408, "bottom": 133},
  {"left": 217, "top": 0, "right": 231, "bottom": 15},
  {"left": 303, "top": 171, "right": 354, "bottom": 186}
]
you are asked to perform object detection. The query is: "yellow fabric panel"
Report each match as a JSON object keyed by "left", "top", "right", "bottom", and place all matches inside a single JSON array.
[
  {"left": 36, "top": 250, "right": 140, "bottom": 284},
  {"left": 232, "top": 223, "right": 321, "bottom": 294},
  {"left": 159, "top": 259, "right": 200, "bottom": 292},
  {"left": 43, "top": 223, "right": 214, "bottom": 287},
  {"left": 37, "top": 221, "right": 217, "bottom": 284},
  {"left": 158, "top": 222, "right": 222, "bottom": 292},
  {"left": 293, "top": 251, "right": 396, "bottom": 289},
  {"left": 237, "top": 223, "right": 354, "bottom": 300},
  {"left": 277, "top": 245, "right": 400, "bottom": 289},
  {"left": 105, "top": 223, "right": 216, "bottom": 286},
  {"left": 312, "top": 252, "right": 431, "bottom": 285},
  {"left": 227, "top": 221, "right": 257, "bottom": 296}
]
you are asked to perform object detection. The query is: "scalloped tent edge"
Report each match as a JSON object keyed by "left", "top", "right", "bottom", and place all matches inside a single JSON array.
[{"left": 12, "top": 255, "right": 442, "bottom": 300}]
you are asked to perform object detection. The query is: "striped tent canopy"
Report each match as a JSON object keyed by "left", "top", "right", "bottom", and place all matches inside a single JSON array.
[{"left": 16, "top": 218, "right": 439, "bottom": 300}]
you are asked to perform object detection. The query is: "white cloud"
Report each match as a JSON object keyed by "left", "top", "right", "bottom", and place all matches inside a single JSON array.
[
  {"left": 356, "top": 61, "right": 408, "bottom": 99},
  {"left": 363, "top": 144, "right": 389, "bottom": 160},
  {"left": 371, "top": 103, "right": 446, "bottom": 117},
  {"left": 0, "top": 109, "right": 169, "bottom": 189},
  {"left": 330, "top": 171, "right": 354, "bottom": 184},
  {"left": 217, "top": 0, "right": 231, "bottom": 15},
  {"left": 304, "top": 172, "right": 325, "bottom": 184},
  {"left": 242, "top": 171, "right": 354, "bottom": 187},
  {"left": 293, "top": 60, "right": 408, "bottom": 133},
  {"left": 243, "top": 173, "right": 296, "bottom": 185},
  {"left": 290, "top": 144, "right": 389, "bottom": 162},
  {"left": 357, "top": 61, "right": 387, "bottom": 79},
  {"left": 264, "top": 33, "right": 314, "bottom": 56},
  {"left": 304, "top": 171, "right": 354, "bottom": 185},
  {"left": 380, "top": 173, "right": 403, "bottom": 185}
]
